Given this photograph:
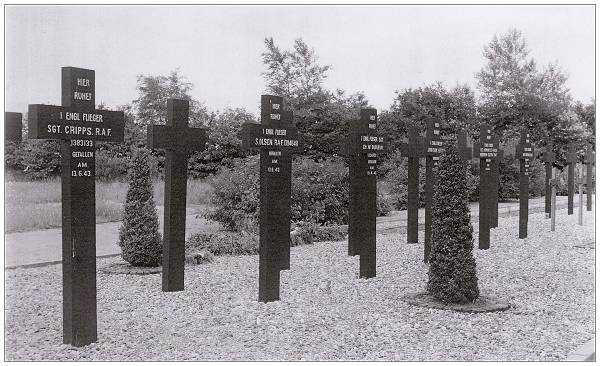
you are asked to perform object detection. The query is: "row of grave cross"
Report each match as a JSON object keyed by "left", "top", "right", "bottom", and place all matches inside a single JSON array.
[{"left": 4, "top": 66, "right": 595, "bottom": 348}]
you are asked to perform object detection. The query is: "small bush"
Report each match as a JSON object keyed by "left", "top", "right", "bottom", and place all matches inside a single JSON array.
[
  {"left": 118, "top": 148, "right": 162, "bottom": 267},
  {"left": 427, "top": 144, "right": 479, "bottom": 304},
  {"left": 185, "top": 231, "right": 258, "bottom": 256}
]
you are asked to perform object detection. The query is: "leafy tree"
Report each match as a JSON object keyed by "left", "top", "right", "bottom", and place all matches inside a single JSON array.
[
  {"left": 118, "top": 148, "right": 162, "bottom": 266},
  {"left": 133, "top": 69, "right": 210, "bottom": 127},
  {"left": 188, "top": 107, "right": 256, "bottom": 177},
  {"left": 262, "top": 37, "right": 371, "bottom": 160},
  {"left": 428, "top": 144, "right": 479, "bottom": 304},
  {"left": 262, "top": 37, "right": 331, "bottom": 110}
]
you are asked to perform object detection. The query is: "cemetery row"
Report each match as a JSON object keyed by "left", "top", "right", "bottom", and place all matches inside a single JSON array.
[
  {"left": 5, "top": 66, "right": 595, "bottom": 348},
  {"left": 5, "top": 208, "right": 595, "bottom": 361}
]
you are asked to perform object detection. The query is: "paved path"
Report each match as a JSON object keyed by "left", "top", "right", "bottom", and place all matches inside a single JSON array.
[
  {"left": 3, "top": 195, "right": 582, "bottom": 268},
  {"left": 4, "top": 205, "right": 222, "bottom": 268}
]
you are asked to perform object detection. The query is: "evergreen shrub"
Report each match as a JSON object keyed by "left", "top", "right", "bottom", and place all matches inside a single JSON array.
[
  {"left": 118, "top": 148, "right": 162, "bottom": 266},
  {"left": 427, "top": 144, "right": 479, "bottom": 304}
]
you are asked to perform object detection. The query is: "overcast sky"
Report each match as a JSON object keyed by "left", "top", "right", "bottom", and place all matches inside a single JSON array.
[{"left": 4, "top": 5, "right": 595, "bottom": 117}]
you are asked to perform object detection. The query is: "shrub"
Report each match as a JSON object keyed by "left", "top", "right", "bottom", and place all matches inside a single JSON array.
[
  {"left": 185, "top": 231, "right": 258, "bottom": 256},
  {"left": 427, "top": 144, "right": 479, "bottom": 304},
  {"left": 118, "top": 148, "right": 162, "bottom": 267}
]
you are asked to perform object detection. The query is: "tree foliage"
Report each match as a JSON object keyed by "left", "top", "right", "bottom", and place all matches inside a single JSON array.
[
  {"left": 428, "top": 144, "right": 479, "bottom": 304},
  {"left": 118, "top": 148, "right": 162, "bottom": 266}
]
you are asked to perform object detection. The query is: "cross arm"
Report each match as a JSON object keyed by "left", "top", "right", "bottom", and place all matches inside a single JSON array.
[
  {"left": 147, "top": 124, "right": 208, "bottom": 152},
  {"left": 28, "top": 104, "right": 124, "bottom": 142},
  {"left": 241, "top": 122, "right": 302, "bottom": 153}
]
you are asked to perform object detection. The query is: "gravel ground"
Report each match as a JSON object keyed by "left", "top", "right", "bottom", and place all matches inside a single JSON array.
[{"left": 5, "top": 208, "right": 595, "bottom": 361}]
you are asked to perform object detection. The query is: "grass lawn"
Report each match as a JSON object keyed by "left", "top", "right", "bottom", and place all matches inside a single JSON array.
[
  {"left": 4, "top": 208, "right": 594, "bottom": 361},
  {"left": 4, "top": 178, "right": 213, "bottom": 233}
]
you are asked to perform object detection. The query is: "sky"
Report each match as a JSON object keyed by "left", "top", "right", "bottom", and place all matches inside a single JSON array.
[{"left": 4, "top": 5, "right": 596, "bottom": 117}]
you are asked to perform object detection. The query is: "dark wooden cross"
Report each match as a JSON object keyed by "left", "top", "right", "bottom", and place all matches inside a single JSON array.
[
  {"left": 584, "top": 146, "right": 594, "bottom": 211},
  {"left": 241, "top": 95, "right": 301, "bottom": 302},
  {"left": 5, "top": 112, "right": 22, "bottom": 142},
  {"left": 490, "top": 148, "right": 504, "bottom": 228},
  {"left": 346, "top": 108, "right": 386, "bottom": 278},
  {"left": 575, "top": 164, "right": 585, "bottom": 225},
  {"left": 548, "top": 167, "right": 560, "bottom": 231},
  {"left": 399, "top": 125, "right": 423, "bottom": 244},
  {"left": 423, "top": 118, "right": 445, "bottom": 263},
  {"left": 566, "top": 143, "right": 577, "bottom": 215},
  {"left": 472, "top": 124, "right": 500, "bottom": 250},
  {"left": 147, "top": 99, "right": 208, "bottom": 292},
  {"left": 515, "top": 129, "right": 534, "bottom": 239},
  {"left": 28, "top": 67, "right": 124, "bottom": 347},
  {"left": 542, "top": 143, "right": 556, "bottom": 218}
]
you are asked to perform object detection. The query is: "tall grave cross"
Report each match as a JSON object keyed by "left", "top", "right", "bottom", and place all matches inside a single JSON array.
[
  {"left": 575, "top": 164, "right": 585, "bottom": 225},
  {"left": 566, "top": 143, "right": 577, "bottom": 215},
  {"left": 28, "top": 67, "right": 124, "bottom": 346},
  {"left": 542, "top": 143, "right": 556, "bottom": 218},
  {"left": 241, "top": 95, "right": 301, "bottom": 302},
  {"left": 515, "top": 129, "right": 534, "bottom": 239},
  {"left": 423, "top": 118, "right": 445, "bottom": 263},
  {"left": 473, "top": 124, "right": 500, "bottom": 249},
  {"left": 5, "top": 112, "right": 22, "bottom": 142},
  {"left": 548, "top": 167, "right": 560, "bottom": 231},
  {"left": 399, "top": 125, "right": 423, "bottom": 244},
  {"left": 490, "top": 147, "right": 504, "bottom": 228},
  {"left": 584, "top": 146, "right": 594, "bottom": 211},
  {"left": 147, "top": 99, "right": 208, "bottom": 292},
  {"left": 346, "top": 108, "right": 386, "bottom": 278}
]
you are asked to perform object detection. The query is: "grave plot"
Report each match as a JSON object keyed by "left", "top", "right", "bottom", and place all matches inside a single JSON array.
[{"left": 4, "top": 206, "right": 594, "bottom": 361}]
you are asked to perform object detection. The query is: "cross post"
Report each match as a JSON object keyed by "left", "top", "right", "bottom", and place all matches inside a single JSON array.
[
  {"left": 490, "top": 147, "right": 503, "bottom": 228},
  {"left": 241, "top": 95, "right": 301, "bottom": 302},
  {"left": 147, "top": 99, "right": 208, "bottom": 292},
  {"left": 346, "top": 108, "right": 386, "bottom": 278},
  {"left": 566, "top": 143, "right": 578, "bottom": 215},
  {"left": 27, "top": 67, "right": 125, "bottom": 346},
  {"left": 399, "top": 125, "right": 424, "bottom": 244},
  {"left": 542, "top": 144, "right": 556, "bottom": 218},
  {"left": 5, "top": 112, "right": 22, "bottom": 142},
  {"left": 576, "top": 165, "right": 585, "bottom": 225},
  {"left": 423, "top": 118, "right": 445, "bottom": 262},
  {"left": 584, "top": 146, "right": 594, "bottom": 211},
  {"left": 473, "top": 124, "right": 500, "bottom": 250},
  {"left": 548, "top": 167, "right": 560, "bottom": 231},
  {"left": 515, "top": 129, "right": 534, "bottom": 239}
]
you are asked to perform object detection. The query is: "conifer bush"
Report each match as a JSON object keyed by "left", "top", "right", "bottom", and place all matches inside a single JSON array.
[
  {"left": 427, "top": 144, "right": 479, "bottom": 303},
  {"left": 118, "top": 148, "right": 162, "bottom": 267}
]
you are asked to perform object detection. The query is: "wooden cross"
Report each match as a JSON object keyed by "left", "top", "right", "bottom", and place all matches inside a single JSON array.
[
  {"left": 548, "top": 167, "right": 560, "bottom": 232},
  {"left": 542, "top": 143, "right": 556, "bottom": 218},
  {"left": 584, "top": 146, "right": 594, "bottom": 211},
  {"left": 27, "top": 67, "right": 125, "bottom": 347},
  {"left": 147, "top": 99, "right": 208, "bottom": 292},
  {"left": 422, "top": 117, "right": 446, "bottom": 263},
  {"left": 515, "top": 129, "right": 534, "bottom": 239},
  {"left": 576, "top": 165, "right": 585, "bottom": 225},
  {"left": 566, "top": 143, "right": 578, "bottom": 215},
  {"left": 5, "top": 112, "right": 22, "bottom": 142},
  {"left": 399, "top": 125, "right": 424, "bottom": 244},
  {"left": 241, "top": 95, "right": 301, "bottom": 302},
  {"left": 490, "top": 147, "right": 503, "bottom": 228},
  {"left": 473, "top": 124, "right": 500, "bottom": 250},
  {"left": 346, "top": 108, "right": 386, "bottom": 279}
]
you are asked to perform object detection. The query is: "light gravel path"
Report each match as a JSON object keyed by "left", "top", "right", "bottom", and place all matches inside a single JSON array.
[{"left": 4, "top": 207, "right": 594, "bottom": 361}]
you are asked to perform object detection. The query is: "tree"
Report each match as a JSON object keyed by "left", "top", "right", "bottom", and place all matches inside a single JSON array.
[
  {"left": 133, "top": 69, "right": 210, "bottom": 127},
  {"left": 188, "top": 107, "right": 256, "bottom": 177},
  {"left": 118, "top": 148, "right": 162, "bottom": 267},
  {"left": 262, "top": 37, "right": 331, "bottom": 110},
  {"left": 428, "top": 144, "right": 479, "bottom": 304},
  {"left": 261, "top": 37, "right": 372, "bottom": 160}
]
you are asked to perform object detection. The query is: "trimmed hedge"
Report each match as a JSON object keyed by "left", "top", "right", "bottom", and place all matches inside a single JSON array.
[
  {"left": 118, "top": 148, "right": 162, "bottom": 267},
  {"left": 427, "top": 144, "right": 479, "bottom": 304}
]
